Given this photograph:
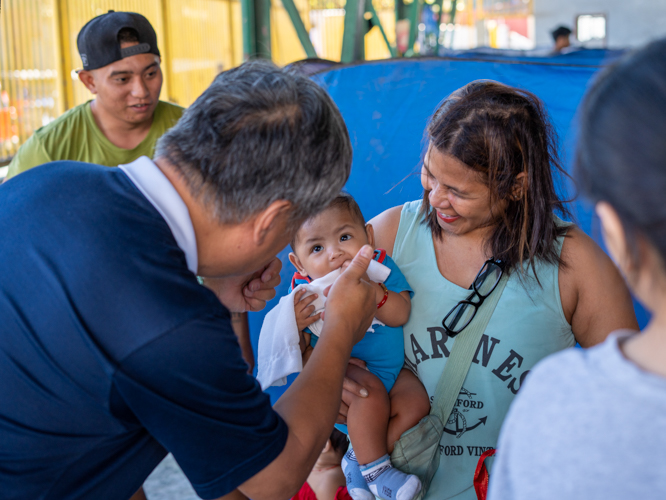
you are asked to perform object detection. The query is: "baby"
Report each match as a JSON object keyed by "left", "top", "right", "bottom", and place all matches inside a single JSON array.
[{"left": 288, "top": 193, "right": 430, "bottom": 500}]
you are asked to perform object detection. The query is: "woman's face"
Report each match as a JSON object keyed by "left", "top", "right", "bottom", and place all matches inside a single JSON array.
[{"left": 421, "top": 145, "right": 500, "bottom": 237}]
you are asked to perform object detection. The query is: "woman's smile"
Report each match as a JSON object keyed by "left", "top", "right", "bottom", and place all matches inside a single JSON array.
[{"left": 436, "top": 211, "right": 461, "bottom": 223}]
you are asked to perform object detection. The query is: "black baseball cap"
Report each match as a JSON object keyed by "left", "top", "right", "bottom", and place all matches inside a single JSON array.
[{"left": 77, "top": 11, "right": 160, "bottom": 71}]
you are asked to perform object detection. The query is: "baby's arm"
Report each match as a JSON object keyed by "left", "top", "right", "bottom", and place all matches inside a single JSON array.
[{"left": 373, "top": 286, "right": 411, "bottom": 327}]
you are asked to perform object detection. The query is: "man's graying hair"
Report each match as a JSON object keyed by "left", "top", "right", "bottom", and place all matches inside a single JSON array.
[{"left": 155, "top": 60, "right": 352, "bottom": 225}]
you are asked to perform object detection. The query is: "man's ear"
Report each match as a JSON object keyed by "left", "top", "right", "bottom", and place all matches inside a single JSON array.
[
  {"left": 511, "top": 172, "right": 528, "bottom": 200},
  {"left": 596, "top": 201, "right": 630, "bottom": 270},
  {"left": 78, "top": 70, "right": 98, "bottom": 94},
  {"left": 365, "top": 223, "right": 376, "bottom": 248},
  {"left": 253, "top": 200, "right": 292, "bottom": 246},
  {"left": 289, "top": 252, "right": 307, "bottom": 275}
]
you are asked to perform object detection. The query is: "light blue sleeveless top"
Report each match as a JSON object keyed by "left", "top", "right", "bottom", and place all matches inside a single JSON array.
[{"left": 393, "top": 200, "right": 575, "bottom": 500}]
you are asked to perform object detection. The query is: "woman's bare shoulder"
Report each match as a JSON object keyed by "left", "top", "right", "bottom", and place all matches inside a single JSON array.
[
  {"left": 560, "top": 225, "right": 620, "bottom": 280},
  {"left": 559, "top": 224, "right": 637, "bottom": 346},
  {"left": 368, "top": 206, "right": 403, "bottom": 257},
  {"left": 560, "top": 224, "right": 600, "bottom": 261},
  {"left": 559, "top": 225, "right": 608, "bottom": 307}
]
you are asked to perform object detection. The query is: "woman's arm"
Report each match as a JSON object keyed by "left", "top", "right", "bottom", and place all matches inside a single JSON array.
[
  {"left": 230, "top": 312, "right": 254, "bottom": 373},
  {"left": 368, "top": 206, "right": 403, "bottom": 257},
  {"left": 559, "top": 225, "right": 638, "bottom": 347}
]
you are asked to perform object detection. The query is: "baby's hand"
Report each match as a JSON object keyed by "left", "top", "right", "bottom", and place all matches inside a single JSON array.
[{"left": 294, "top": 289, "right": 321, "bottom": 333}]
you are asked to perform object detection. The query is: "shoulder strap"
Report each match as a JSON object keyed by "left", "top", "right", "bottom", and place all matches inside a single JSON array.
[{"left": 430, "top": 274, "right": 509, "bottom": 423}]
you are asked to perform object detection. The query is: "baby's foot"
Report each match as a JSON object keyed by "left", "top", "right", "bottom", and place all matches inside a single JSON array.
[
  {"left": 360, "top": 454, "right": 422, "bottom": 500},
  {"left": 341, "top": 447, "right": 375, "bottom": 500}
]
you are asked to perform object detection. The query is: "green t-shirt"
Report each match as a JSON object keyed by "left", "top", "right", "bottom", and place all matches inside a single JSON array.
[{"left": 7, "top": 100, "right": 184, "bottom": 179}]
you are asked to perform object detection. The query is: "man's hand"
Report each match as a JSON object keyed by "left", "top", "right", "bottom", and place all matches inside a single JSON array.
[
  {"left": 323, "top": 245, "right": 376, "bottom": 346},
  {"left": 203, "top": 258, "right": 282, "bottom": 313}
]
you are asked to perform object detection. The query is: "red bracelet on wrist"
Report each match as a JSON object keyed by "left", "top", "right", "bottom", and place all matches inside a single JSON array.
[{"left": 377, "top": 283, "right": 389, "bottom": 309}]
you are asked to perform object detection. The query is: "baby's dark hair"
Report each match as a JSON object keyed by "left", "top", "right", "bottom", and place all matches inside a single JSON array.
[
  {"left": 291, "top": 192, "right": 365, "bottom": 249},
  {"left": 329, "top": 428, "right": 349, "bottom": 456}
]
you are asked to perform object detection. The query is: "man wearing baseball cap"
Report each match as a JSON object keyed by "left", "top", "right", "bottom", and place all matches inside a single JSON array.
[
  {"left": 5, "top": 11, "right": 183, "bottom": 179},
  {"left": 7, "top": 11, "right": 255, "bottom": 379}
]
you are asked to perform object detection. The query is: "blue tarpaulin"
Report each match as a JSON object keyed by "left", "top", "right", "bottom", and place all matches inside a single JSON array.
[
  {"left": 250, "top": 53, "right": 647, "bottom": 401},
  {"left": 439, "top": 47, "right": 627, "bottom": 66}
]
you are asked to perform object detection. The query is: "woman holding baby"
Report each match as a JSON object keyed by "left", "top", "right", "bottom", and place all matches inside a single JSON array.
[{"left": 341, "top": 81, "right": 640, "bottom": 499}]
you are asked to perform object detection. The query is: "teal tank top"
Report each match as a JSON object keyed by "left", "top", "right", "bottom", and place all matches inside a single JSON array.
[{"left": 393, "top": 200, "right": 575, "bottom": 500}]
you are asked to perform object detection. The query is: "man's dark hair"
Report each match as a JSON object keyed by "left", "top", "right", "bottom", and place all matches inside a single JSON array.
[
  {"left": 291, "top": 192, "right": 365, "bottom": 249},
  {"left": 422, "top": 80, "right": 572, "bottom": 281},
  {"left": 117, "top": 27, "right": 140, "bottom": 45},
  {"left": 155, "top": 60, "right": 352, "bottom": 226},
  {"left": 551, "top": 26, "right": 572, "bottom": 42},
  {"left": 575, "top": 38, "right": 666, "bottom": 267}
]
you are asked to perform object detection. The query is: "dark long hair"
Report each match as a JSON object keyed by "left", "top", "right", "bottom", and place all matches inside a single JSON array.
[
  {"left": 421, "top": 80, "right": 572, "bottom": 279},
  {"left": 575, "top": 39, "right": 666, "bottom": 267}
]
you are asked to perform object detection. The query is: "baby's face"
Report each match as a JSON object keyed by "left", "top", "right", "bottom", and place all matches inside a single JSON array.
[{"left": 292, "top": 207, "right": 371, "bottom": 280}]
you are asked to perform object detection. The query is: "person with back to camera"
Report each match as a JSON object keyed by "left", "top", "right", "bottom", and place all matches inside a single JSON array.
[
  {"left": 260, "top": 193, "right": 430, "bottom": 500},
  {"left": 336, "top": 80, "right": 640, "bottom": 500},
  {"left": 488, "top": 38, "right": 666, "bottom": 500}
]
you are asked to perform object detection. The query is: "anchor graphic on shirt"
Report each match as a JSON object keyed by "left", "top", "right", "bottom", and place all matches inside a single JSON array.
[
  {"left": 444, "top": 409, "right": 488, "bottom": 438},
  {"left": 443, "top": 388, "right": 487, "bottom": 438},
  {"left": 444, "top": 409, "right": 487, "bottom": 438}
]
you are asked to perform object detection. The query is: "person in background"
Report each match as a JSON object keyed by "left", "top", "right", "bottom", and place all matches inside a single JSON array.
[
  {"left": 6, "top": 11, "right": 182, "bottom": 179},
  {"left": 293, "top": 430, "right": 353, "bottom": 500},
  {"left": 488, "top": 37, "right": 666, "bottom": 500},
  {"left": 4, "top": 10, "right": 255, "bottom": 368},
  {"left": 551, "top": 25, "right": 572, "bottom": 53}
]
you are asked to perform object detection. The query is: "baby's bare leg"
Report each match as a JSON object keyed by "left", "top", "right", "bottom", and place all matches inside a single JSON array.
[
  {"left": 387, "top": 369, "right": 431, "bottom": 453},
  {"left": 344, "top": 366, "right": 422, "bottom": 500},
  {"left": 344, "top": 364, "right": 390, "bottom": 464}
]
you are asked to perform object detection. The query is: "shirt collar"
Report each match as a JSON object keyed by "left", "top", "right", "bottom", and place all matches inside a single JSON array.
[{"left": 119, "top": 156, "right": 198, "bottom": 274}]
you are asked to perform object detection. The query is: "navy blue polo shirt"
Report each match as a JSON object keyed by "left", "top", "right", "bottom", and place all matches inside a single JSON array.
[{"left": 0, "top": 161, "right": 287, "bottom": 500}]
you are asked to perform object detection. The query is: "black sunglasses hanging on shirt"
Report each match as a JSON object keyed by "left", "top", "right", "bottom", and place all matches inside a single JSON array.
[{"left": 442, "top": 258, "right": 505, "bottom": 338}]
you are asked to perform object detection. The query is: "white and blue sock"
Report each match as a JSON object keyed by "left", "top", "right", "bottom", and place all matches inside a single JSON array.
[
  {"left": 341, "top": 447, "right": 374, "bottom": 500},
  {"left": 360, "top": 454, "right": 422, "bottom": 500}
]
